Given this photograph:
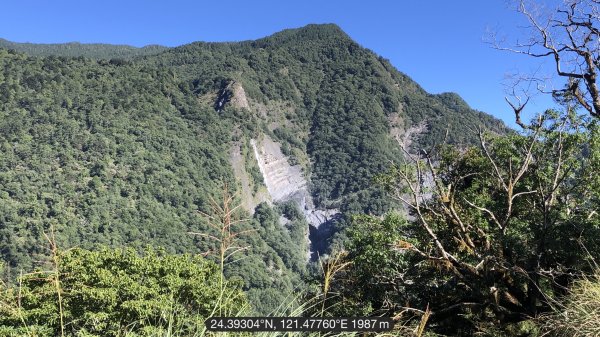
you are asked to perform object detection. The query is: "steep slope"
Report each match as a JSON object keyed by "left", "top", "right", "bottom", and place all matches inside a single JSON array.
[
  {"left": 0, "top": 48, "right": 304, "bottom": 313},
  {"left": 137, "top": 24, "right": 507, "bottom": 212},
  {"left": 0, "top": 24, "right": 508, "bottom": 311}
]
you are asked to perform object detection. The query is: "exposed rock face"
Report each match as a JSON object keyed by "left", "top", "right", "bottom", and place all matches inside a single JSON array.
[
  {"left": 251, "top": 136, "right": 338, "bottom": 225},
  {"left": 388, "top": 112, "right": 427, "bottom": 151},
  {"left": 251, "top": 136, "right": 306, "bottom": 202},
  {"left": 230, "top": 82, "right": 249, "bottom": 110},
  {"left": 401, "top": 121, "right": 428, "bottom": 150},
  {"left": 389, "top": 119, "right": 429, "bottom": 221},
  {"left": 250, "top": 135, "right": 339, "bottom": 260},
  {"left": 215, "top": 81, "right": 249, "bottom": 111}
]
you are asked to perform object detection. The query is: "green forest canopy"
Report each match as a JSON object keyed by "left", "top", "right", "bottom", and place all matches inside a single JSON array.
[{"left": 0, "top": 24, "right": 507, "bottom": 319}]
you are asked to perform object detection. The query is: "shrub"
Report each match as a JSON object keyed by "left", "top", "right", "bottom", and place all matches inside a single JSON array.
[
  {"left": 541, "top": 272, "right": 600, "bottom": 337},
  {"left": 0, "top": 247, "right": 248, "bottom": 336}
]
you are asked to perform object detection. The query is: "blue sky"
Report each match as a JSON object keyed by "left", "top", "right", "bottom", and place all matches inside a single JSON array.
[{"left": 0, "top": 0, "right": 560, "bottom": 127}]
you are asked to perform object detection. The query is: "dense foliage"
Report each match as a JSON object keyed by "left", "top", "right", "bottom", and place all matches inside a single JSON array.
[
  {"left": 0, "top": 47, "right": 233, "bottom": 271},
  {"left": 0, "top": 38, "right": 167, "bottom": 60},
  {"left": 0, "top": 47, "right": 303, "bottom": 312},
  {"left": 0, "top": 23, "right": 509, "bottom": 329},
  {"left": 0, "top": 247, "right": 247, "bottom": 336},
  {"left": 325, "top": 111, "right": 600, "bottom": 335}
]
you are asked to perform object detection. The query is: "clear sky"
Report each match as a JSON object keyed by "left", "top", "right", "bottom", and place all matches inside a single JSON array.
[{"left": 0, "top": 0, "right": 561, "bottom": 128}]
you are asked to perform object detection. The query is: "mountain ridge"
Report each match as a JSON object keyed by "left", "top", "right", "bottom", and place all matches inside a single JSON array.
[
  {"left": 0, "top": 37, "right": 168, "bottom": 59},
  {"left": 0, "top": 24, "right": 508, "bottom": 311}
]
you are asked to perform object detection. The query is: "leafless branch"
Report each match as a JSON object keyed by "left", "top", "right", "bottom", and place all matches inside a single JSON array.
[{"left": 494, "top": 0, "right": 600, "bottom": 119}]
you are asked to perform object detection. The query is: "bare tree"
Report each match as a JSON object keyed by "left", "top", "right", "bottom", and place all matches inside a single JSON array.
[
  {"left": 494, "top": 0, "right": 600, "bottom": 123},
  {"left": 383, "top": 111, "right": 597, "bottom": 325}
]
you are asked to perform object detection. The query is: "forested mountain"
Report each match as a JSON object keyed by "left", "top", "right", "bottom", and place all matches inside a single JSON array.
[
  {"left": 0, "top": 24, "right": 507, "bottom": 315},
  {"left": 140, "top": 24, "right": 506, "bottom": 208}
]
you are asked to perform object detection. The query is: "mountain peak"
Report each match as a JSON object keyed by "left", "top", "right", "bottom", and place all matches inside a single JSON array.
[{"left": 253, "top": 23, "right": 352, "bottom": 46}]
